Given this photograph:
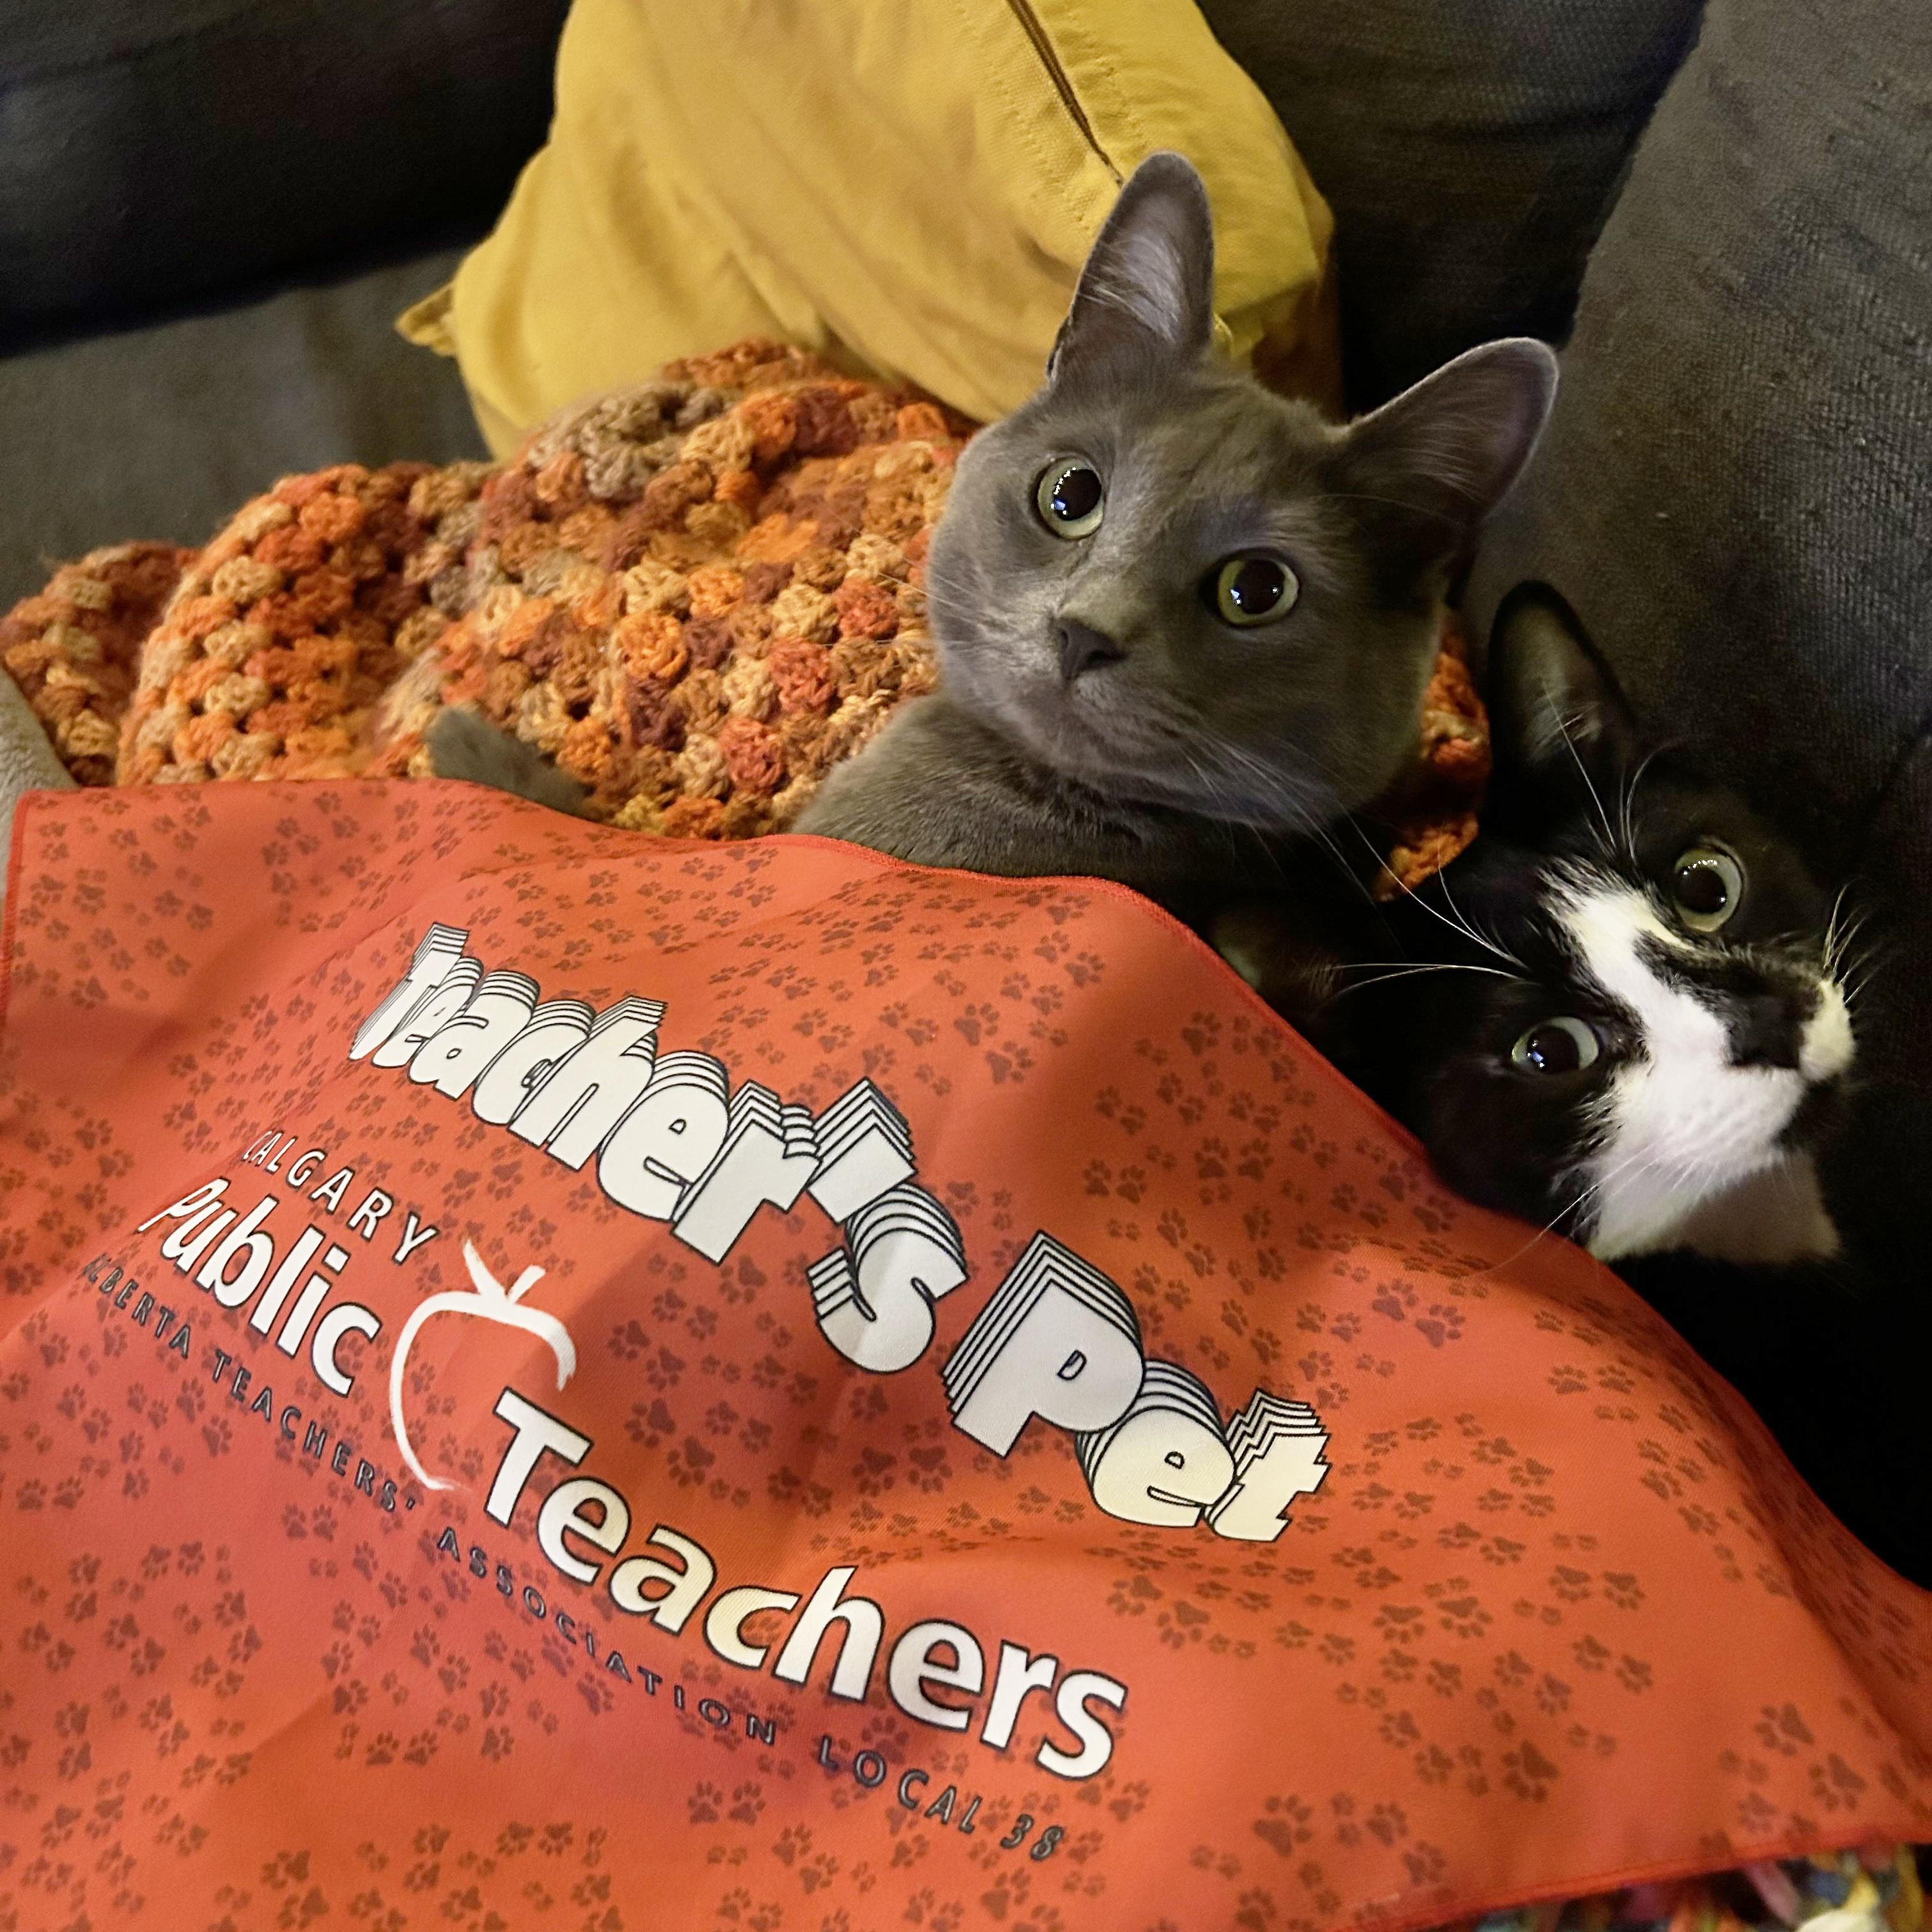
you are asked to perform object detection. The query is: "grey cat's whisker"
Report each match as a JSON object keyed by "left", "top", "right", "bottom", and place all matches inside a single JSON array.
[
  {"left": 1616, "top": 744, "right": 1666, "bottom": 857},
  {"left": 1337, "top": 963, "right": 1523, "bottom": 994},
  {"left": 1321, "top": 490, "right": 1462, "bottom": 532},
  {"left": 1331, "top": 809, "right": 1416, "bottom": 893},
  {"left": 1331, "top": 809, "right": 1403, "bottom": 869},
  {"left": 1183, "top": 750, "right": 1256, "bottom": 863},
  {"left": 1433, "top": 866, "right": 1524, "bottom": 969},
  {"left": 1199, "top": 733, "right": 1300, "bottom": 801},
  {"left": 1405, "top": 888, "right": 1519, "bottom": 964},
  {"left": 1291, "top": 815, "right": 1382, "bottom": 910},
  {"left": 1338, "top": 802, "right": 1522, "bottom": 964},
  {"left": 1545, "top": 702, "right": 1618, "bottom": 857}
]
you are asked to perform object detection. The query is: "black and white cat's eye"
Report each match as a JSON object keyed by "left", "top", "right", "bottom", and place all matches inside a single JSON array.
[
  {"left": 1034, "top": 461, "right": 1105, "bottom": 539},
  {"left": 1207, "top": 555, "right": 1300, "bottom": 627},
  {"left": 1508, "top": 1016, "right": 1601, "bottom": 1075},
  {"left": 1670, "top": 845, "right": 1744, "bottom": 932}
]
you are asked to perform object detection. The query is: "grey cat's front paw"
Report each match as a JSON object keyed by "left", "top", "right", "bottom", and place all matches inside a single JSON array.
[{"left": 427, "top": 708, "right": 590, "bottom": 816}]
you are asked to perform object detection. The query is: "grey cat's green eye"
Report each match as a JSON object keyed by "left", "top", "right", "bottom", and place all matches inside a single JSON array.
[
  {"left": 1034, "top": 461, "right": 1105, "bottom": 539},
  {"left": 1209, "top": 555, "right": 1299, "bottom": 626},
  {"left": 1671, "top": 846, "right": 1744, "bottom": 932},
  {"left": 1509, "top": 1016, "right": 1600, "bottom": 1075}
]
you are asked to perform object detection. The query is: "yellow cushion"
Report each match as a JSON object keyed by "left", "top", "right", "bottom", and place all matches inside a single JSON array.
[{"left": 400, "top": 0, "right": 1339, "bottom": 453}]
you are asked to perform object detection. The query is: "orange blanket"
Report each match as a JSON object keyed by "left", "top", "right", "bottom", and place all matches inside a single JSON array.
[
  {"left": 0, "top": 342, "right": 1489, "bottom": 891},
  {"left": 1, "top": 783, "right": 1926, "bottom": 1931}
]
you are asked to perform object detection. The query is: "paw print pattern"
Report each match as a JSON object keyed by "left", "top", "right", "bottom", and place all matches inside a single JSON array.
[{"left": 0, "top": 779, "right": 1924, "bottom": 1932}]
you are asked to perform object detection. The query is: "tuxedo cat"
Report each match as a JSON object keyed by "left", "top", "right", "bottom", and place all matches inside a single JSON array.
[
  {"left": 1222, "top": 584, "right": 1857, "bottom": 1266},
  {"left": 433, "top": 154, "right": 1558, "bottom": 922}
]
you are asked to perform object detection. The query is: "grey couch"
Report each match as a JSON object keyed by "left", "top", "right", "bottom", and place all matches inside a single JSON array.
[{"left": 0, "top": 0, "right": 569, "bottom": 603}]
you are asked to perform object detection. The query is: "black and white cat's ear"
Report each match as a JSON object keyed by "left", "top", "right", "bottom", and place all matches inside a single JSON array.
[
  {"left": 1485, "top": 582, "right": 1641, "bottom": 786},
  {"left": 1046, "top": 151, "right": 1216, "bottom": 386},
  {"left": 1322, "top": 339, "right": 1558, "bottom": 580}
]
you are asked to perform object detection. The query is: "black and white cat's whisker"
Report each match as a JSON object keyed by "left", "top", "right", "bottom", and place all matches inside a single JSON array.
[
  {"left": 1565, "top": 1141, "right": 1679, "bottom": 1247},
  {"left": 1333, "top": 953, "right": 1524, "bottom": 980},
  {"left": 1466, "top": 1162, "right": 1619, "bottom": 1280},
  {"left": 1821, "top": 888, "right": 1874, "bottom": 986},
  {"left": 1820, "top": 904, "right": 1880, "bottom": 1013},
  {"left": 1823, "top": 889, "right": 1855, "bottom": 966},
  {"left": 1841, "top": 954, "right": 1881, "bottom": 1006},
  {"left": 1551, "top": 1133, "right": 1685, "bottom": 1255},
  {"left": 1833, "top": 942, "right": 1885, "bottom": 1012},
  {"left": 1821, "top": 882, "right": 1853, "bottom": 968}
]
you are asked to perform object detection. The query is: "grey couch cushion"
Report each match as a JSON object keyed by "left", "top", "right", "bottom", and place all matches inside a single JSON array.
[
  {"left": 1468, "top": 0, "right": 1932, "bottom": 1574},
  {"left": 1197, "top": 0, "right": 1704, "bottom": 404},
  {"left": 1471, "top": 0, "right": 1932, "bottom": 877},
  {"left": 1, "top": 0, "right": 567, "bottom": 337},
  {"left": 0, "top": 250, "right": 487, "bottom": 606}
]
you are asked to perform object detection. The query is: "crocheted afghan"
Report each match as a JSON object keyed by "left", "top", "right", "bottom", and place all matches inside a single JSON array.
[{"left": 0, "top": 340, "right": 1487, "bottom": 881}]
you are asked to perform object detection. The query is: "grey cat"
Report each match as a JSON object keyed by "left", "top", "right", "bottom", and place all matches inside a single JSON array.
[
  {"left": 790, "top": 154, "right": 1556, "bottom": 916},
  {"left": 434, "top": 153, "right": 1558, "bottom": 920}
]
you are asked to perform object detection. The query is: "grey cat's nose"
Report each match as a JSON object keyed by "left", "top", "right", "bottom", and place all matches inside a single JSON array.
[
  {"left": 1057, "top": 619, "right": 1125, "bottom": 683},
  {"left": 1729, "top": 990, "right": 1813, "bottom": 1070}
]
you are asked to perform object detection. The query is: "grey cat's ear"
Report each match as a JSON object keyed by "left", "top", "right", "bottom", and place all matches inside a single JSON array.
[
  {"left": 1486, "top": 582, "right": 1640, "bottom": 784},
  {"left": 1323, "top": 339, "right": 1558, "bottom": 579},
  {"left": 1046, "top": 151, "right": 1216, "bottom": 385}
]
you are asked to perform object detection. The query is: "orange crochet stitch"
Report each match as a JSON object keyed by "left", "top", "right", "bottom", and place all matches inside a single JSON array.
[
  {"left": 0, "top": 341, "right": 1489, "bottom": 882},
  {"left": 0, "top": 541, "right": 194, "bottom": 785}
]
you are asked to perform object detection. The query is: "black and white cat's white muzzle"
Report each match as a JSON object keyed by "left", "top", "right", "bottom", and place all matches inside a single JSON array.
[{"left": 1546, "top": 866, "right": 1853, "bottom": 1264}]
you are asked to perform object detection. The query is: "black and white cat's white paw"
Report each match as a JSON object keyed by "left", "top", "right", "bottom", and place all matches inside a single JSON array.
[
  {"left": 427, "top": 708, "right": 590, "bottom": 816},
  {"left": 1659, "top": 1153, "right": 1842, "bottom": 1268}
]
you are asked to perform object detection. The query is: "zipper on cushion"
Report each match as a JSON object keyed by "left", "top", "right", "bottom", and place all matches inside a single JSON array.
[{"left": 1004, "top": 0, "right": 1121, "bottom": 181}]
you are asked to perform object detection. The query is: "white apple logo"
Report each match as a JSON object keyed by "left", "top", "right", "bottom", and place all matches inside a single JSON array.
[{"left": 388, "top": 1240, "right": 578, "bottom": 1493}]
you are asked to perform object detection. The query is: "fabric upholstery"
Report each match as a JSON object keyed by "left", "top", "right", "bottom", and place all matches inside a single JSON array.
[
  {"left": 0, "top": 0, "right": 569, "bottom": 336},
  {"left": 1196, "top": 0, "right": 1704, "bottom": 405},
  {"left": 0, "top": 252, "right": 487, "bottom": 609}
]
